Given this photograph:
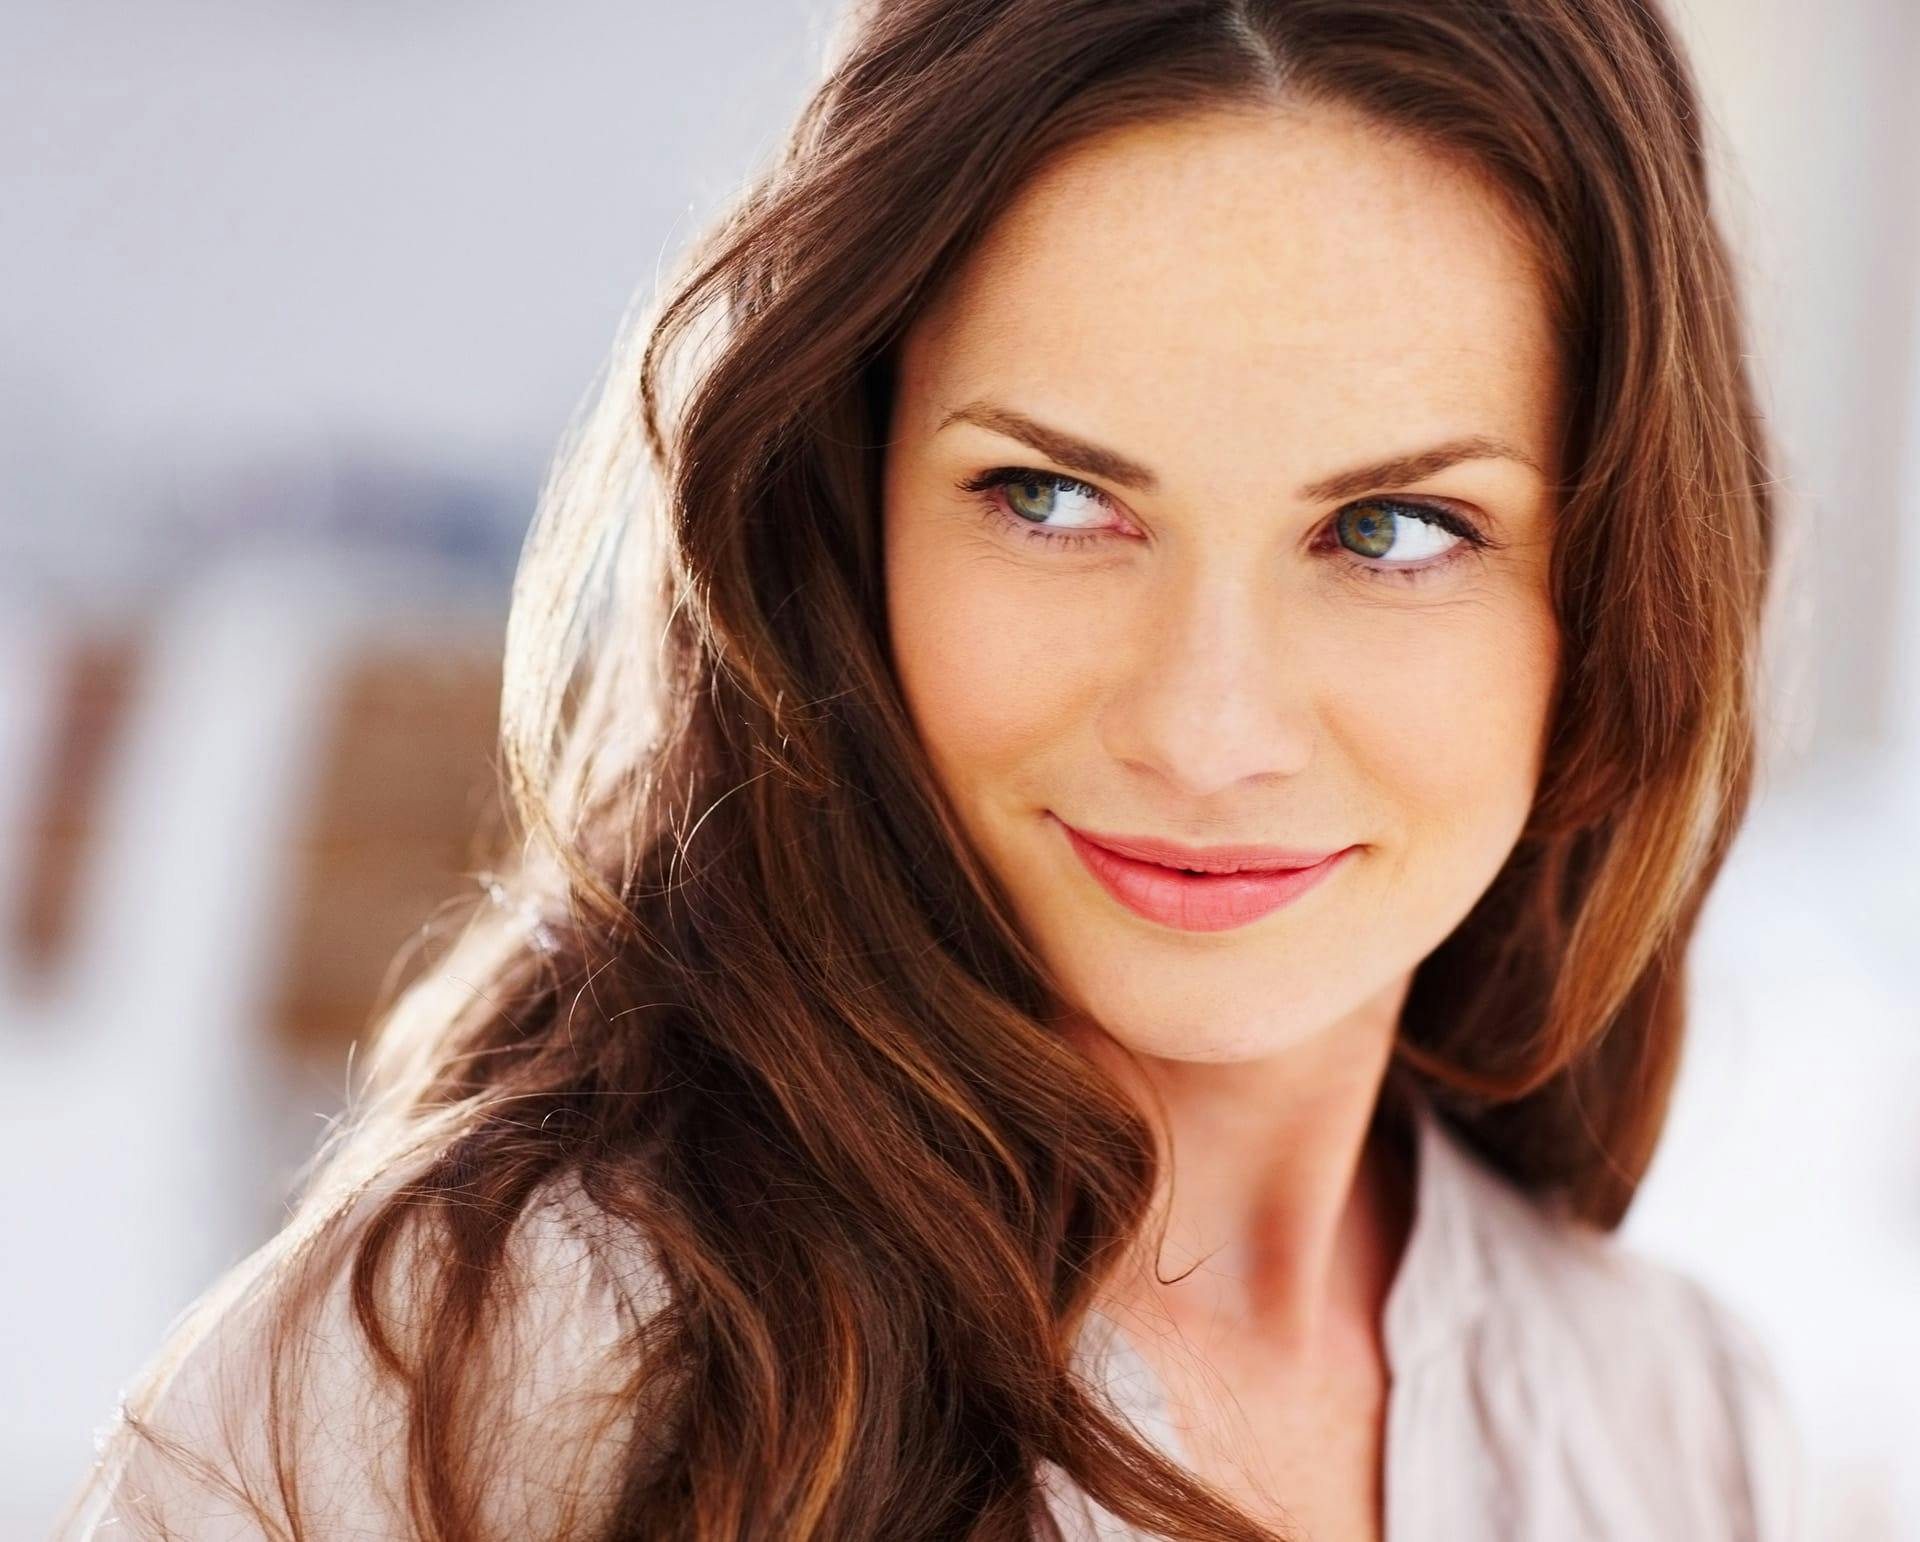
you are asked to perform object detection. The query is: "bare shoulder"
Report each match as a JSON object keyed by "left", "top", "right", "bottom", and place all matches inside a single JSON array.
[{"left": 57, "top": 1168, "right": 675, "bottom": 1541}]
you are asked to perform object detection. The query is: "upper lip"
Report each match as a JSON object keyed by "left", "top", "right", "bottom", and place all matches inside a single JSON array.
[{"left": 1059, "top": 818, "right": 1348, "bottom": 874}]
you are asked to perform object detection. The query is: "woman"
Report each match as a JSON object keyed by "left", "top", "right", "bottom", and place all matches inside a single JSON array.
[{"left": 59, "top": 1, "right": 1802, "bottom": 1538}]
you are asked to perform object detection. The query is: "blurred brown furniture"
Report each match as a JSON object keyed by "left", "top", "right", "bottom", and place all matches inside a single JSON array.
[{"left": 12, "top": 624, "right": 507, "bottom": 1073}]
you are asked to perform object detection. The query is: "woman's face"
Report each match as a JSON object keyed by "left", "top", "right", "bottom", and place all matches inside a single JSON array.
[{"left": 881, "top": 105, "right": 1563, "bottom": 1063}]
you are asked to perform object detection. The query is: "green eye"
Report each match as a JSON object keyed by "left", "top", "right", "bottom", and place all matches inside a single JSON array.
[
  {"left": 1332, "top": 498, "right": 1471, "bottom": 570},
  {"left": 1004, "top": 477, "right": 1059, "bottom": 522},
  {"left": 1335, "top": 500, "right": 1400, "bottom": 558}
]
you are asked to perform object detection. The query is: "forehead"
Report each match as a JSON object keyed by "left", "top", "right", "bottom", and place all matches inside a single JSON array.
[{"left": 901, "top": 105, "right": 1562, "bottom": 472}]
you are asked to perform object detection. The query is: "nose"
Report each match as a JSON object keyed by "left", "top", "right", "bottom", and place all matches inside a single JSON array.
[{"left": 1097, "top": 557, "right": 1317, "bottom": 800}]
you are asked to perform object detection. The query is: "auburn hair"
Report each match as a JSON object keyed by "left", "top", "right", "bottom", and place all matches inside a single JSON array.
[{"left": 62, "top": 1, "right": 1776, "bottom": 1537}]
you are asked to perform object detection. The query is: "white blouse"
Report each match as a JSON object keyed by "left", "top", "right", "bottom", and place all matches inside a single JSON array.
[
  {"left": 67, "top": 1078, "right": 1807, "bottom": 1541},
  {"left": 1046, "top": 1076, "right": 1808, "bottom": 1541}
]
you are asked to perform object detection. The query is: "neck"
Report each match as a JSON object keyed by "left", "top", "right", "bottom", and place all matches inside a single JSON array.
[{"left": 1071, "top": 984, "right": 1419, "bottom": 1372}]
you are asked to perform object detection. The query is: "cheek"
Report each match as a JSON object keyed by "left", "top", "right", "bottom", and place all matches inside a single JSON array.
[
  {"left": 1348, "top": 592, "right": 1559, "bottom": 865},
  {"left": 887, "top": 539, "right": 1103, "bottom": 800}
]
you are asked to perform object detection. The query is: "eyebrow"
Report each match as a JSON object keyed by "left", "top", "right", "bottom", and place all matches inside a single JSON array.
[{"left": 935, "top": 400, "right": 1546, "bottom": 503}]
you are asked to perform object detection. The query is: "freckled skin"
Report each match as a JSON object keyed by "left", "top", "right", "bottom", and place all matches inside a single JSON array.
[{"left": 881, "top": 104, "right": 1564, "bottom": 1065}]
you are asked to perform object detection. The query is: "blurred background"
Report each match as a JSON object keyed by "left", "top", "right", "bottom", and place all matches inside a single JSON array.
[{"left": 2, "top": 1, "right": 1915, "bottom": 1536}]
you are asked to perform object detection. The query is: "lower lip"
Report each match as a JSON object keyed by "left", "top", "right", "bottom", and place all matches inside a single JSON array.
[{"left": 1056, "top": 819, "right": 1354, "bottom": 934}]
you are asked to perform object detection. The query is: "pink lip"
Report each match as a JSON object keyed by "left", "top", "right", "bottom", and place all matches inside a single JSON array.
[
  {"left": 1059, "top": 824, "right": 1344, "bottom": 873},
  {"left": 1053, "top": 816, "right": 1354, "bottom": 934}
]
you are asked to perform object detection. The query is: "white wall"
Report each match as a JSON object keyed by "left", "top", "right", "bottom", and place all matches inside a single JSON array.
[
  {"left": 1, "top": 0, "right": 833, "bottom": 589},
  {"left": 1661, "top": 0, "right": 1920, "bottom": 772}
]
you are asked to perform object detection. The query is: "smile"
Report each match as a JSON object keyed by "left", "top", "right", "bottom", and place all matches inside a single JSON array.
[{"left": 1052, "top": 816, "right": 1355, "bottom": 934}]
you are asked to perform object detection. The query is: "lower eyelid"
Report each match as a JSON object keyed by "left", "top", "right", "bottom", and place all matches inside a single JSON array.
[
  {"left": 984, "top": 505, "right": 1107, "bottom": 547},
  {"left": 969, "top": 483, "right": 1113, "bottom": 544}
]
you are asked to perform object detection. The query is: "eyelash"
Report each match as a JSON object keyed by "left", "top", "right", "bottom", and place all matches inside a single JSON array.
[{"left": 955, "top": 466, "right": 1494, "bottom": 585}]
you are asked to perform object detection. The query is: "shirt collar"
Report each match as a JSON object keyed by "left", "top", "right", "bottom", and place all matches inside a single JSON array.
[{"left": 1378, "top": 1064, "right": 1495, "bottom": 1374}]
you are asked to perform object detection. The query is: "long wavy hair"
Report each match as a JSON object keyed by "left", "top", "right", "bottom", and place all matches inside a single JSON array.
[{"left": 62, "top": 1, "right": 1777, "bottom": 1537}]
